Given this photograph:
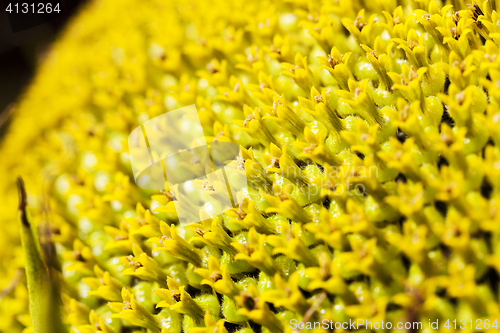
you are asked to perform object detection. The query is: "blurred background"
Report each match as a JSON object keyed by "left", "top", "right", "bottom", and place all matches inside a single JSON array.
[{"left": 0, "top": 0, "right": 87, "bottom": 136}]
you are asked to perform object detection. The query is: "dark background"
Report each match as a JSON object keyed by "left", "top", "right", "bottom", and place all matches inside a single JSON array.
[{"left": 0, "top": 0, "right": 86, "bottom": 135}]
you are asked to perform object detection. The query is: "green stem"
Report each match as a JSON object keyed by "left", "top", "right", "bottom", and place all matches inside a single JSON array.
[{"left": 17, "top": 177, "right": 67, "bottom": 333}]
